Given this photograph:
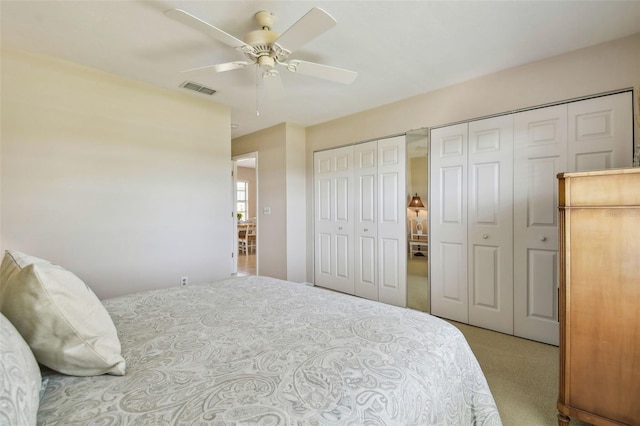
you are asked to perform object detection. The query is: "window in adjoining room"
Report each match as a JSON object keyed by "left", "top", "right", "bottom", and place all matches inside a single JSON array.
[{"left": 237, "top": 181, "right": 248, "bottom": 220}]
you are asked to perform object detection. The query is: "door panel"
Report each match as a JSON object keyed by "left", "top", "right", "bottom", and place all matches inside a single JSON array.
[
  {"left": 358, "top": 236, "right": 376, "bottom": 289},
  {"left": 377, "top": 136, "right": 406, "bottom": 307},
  {"left": 568, "top": 92, "right": 633, "bottom": 171},
  {"left": 527, "top": 249, "right": 557, "bottom": 320},
  {"left": 380, "top": 237, "right": 400, "bottom": 290},
  {"left": 472, "top": 245, "right": 498, "bottom": 308},
  {"left": 442, "top": 166, "right": 464, "bottom": 223},
  {"left": 317, "top": 233, "right": 332, "bottom": 276},
  {"left": 513, "top": 105, "right": 565, "bottom": 345},
  {"left": 354, "top": 141, "right": 378, "bottom": 300},
  {"left": 468, "top": 115, "right": 513, "bottom": 334},
  {"left": 335, "top": 177, "right": 350, "bottom": 221},
  {"left": 314, "top": 147, "right": 354, "bottom": 294},
  {"left": 441, "top": 242, "right": 465, "bottom": 302},
  {"left": 430, "top": 124, "right": 468, "bottom": 322}
]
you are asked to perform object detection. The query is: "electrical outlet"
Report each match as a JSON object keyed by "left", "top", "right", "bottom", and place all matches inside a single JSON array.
[{"left": 180, "top": 276, "right": 188, "bottom": 286}]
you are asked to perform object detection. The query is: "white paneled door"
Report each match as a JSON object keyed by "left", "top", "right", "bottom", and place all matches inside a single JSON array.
[
  {"left": 568, "top": 92, "right": 633, "bottom": 171},
  {"left": 467, "top": 116, "right": 514, "bottom": 334},
  {"left": 315, "top": 136, "right": 406, "bottom": 307},
  {"left": 513, "top": 91, "right": 633, "bottom": 345},
  {"left": 513, "top": 105, "right": 566, "bottom": 345},
  {"left": 430, "top": 123, "right": 469, "bottom": 323},
  {"left": 376, "top": 136, "right": 407, "bottom": 307},
  {"left": 314, "top": 146, "right": 354, "bottom": 294},
  {"left": 354, "top": 141, "right": 378, "bottom": 300},
  {"left": 431, "top": 91, "right": 633, "bottom": 344}
]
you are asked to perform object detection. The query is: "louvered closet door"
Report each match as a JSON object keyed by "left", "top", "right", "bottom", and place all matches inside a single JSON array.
[
  {"left": 568, "top": 92, "right": 633, "bottom": 171},
  {"left": 513, "top": 105, "right": 567, "bottom": 345},
  {"left": 430, "top": 124, "right": 469, "bottom": 322},
  {"left": 467, "top": 115, "right": 514, "bottom": 334},
  {"left": 377, "top": 136, "right": 407, "bottom": 307},
  {"left": 354, "top": 141, "right": 378, "bottom": 301},
  {"left": 314, "top": 146, "right": 354, "bottom": 294}
]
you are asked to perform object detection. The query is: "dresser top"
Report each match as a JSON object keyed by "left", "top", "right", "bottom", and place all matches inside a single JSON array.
[{"left": 557, "top": 167, "right": 640, "bottom": 179}]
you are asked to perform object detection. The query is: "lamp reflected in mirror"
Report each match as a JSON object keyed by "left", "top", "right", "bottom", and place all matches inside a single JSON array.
[{"left": 408, "top": 193, "right": 424, "bottom": 216}]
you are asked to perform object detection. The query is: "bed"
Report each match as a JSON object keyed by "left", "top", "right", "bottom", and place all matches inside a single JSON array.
[{"left": 1, "top": 252, "right": 501, "bottom": 425}]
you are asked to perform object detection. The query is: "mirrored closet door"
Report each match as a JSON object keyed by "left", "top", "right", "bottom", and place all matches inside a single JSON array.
[{"left": 406, "top": 129, "right": 429, "bottom": 312}]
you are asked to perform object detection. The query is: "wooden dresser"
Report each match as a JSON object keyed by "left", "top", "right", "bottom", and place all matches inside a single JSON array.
[{"left": 557, "top": 168, "right": 640, "bottom": 426}]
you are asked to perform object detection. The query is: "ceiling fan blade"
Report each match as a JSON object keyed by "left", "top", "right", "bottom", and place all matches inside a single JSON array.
[
  {"left": 286, "top": 60, "right": 357, "bottom": 84},
  {"left": 164, "top": 9, "right": 255, "bottom": 53},
  {"left": 274, "top": 8, "right": 336, "bottom": 53},
  {"left": 181, "top": 61, "right": 249, "bottom": 73},
  {"left": 263, "top": 70, "right": 285, "bottom": 100}
]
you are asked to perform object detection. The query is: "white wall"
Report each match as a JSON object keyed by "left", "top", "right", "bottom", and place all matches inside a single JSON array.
[
  {"left": 1, "top": 47, "right": 232, "bottom": 299},
  {"left": 305, "top": 33, "right": 640, "bottom": 282}
]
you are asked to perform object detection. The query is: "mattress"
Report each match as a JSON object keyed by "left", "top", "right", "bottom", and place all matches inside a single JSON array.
[{"left": 38, "top": 276, "right": 501, "bottom": 425}]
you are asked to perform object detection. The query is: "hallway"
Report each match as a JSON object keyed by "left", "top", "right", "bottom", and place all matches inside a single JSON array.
[{"left": 237, "top": 253, "right": 256, "bottom": 276}]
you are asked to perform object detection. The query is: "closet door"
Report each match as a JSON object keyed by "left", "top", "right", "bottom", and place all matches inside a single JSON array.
[
  {"left": 430, "top": 124, "right": 469, "bottom": 322},
  {"left": 568, "top": 92, "right": 633, "bottom": 171},
  {"left": 467, "top": 115, "right": 514, "bottom": 334},
  {"left": 314, "top": 146, "right": 354, "bottom": 294},
  {"left": 513, "top": 105, "right": 566, "bottom": 345},
  {"left": 377, "top": 136, "right": 407, "bottom": 307},
  {"left": 354, "top": 141, "right": 378, "bottom": 301}
]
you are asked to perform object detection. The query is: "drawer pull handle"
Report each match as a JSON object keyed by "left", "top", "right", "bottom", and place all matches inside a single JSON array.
[{"left": 482, "top": 234, "right": 488, "bottom": 239}]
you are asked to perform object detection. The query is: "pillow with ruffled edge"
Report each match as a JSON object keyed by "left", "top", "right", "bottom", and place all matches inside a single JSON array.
[
  {"left": 0, "top": 312, "right": 42, "bottom": 426},
  {"left": 0, "top": 251, "right": 125, "bottom": 376}
]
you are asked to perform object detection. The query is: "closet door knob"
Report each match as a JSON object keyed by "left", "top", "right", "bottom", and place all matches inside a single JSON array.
[
  {"left": 482, "top": 234, "right": 488, "bottom": 239},
  {"left": 540, "top": 236, "right": 547, "bottom": 242}
]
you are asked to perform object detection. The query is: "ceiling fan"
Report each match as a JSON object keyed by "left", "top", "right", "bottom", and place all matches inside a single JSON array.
[{"left": 165, "top": 7, "right": 358, "bottom": 98}]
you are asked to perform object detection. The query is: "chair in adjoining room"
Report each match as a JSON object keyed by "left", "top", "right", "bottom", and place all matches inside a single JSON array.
[
  {"left": 408, "top": 216, "right": 428, "bottom": 258},
  {"left": 238, "top": 222, "right": 256, "bottom": 255}
]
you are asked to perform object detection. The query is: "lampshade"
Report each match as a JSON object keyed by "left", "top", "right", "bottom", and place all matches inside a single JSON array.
[{"left": 408, "top": 193, "right": 424, "bottom": 209}]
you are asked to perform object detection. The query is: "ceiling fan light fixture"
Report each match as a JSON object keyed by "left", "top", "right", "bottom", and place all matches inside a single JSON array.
[{"left": 257, "top": 55, "right": 276, "bottom": 71}]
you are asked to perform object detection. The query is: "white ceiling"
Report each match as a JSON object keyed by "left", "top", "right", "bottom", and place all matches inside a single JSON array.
[{"left": 2, "top": 1, "right": 639, "bottom": 138}]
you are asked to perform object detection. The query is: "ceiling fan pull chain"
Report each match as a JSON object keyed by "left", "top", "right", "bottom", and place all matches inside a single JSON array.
[{"left": 255, "top": 66, "right": 260, "bottom": 117}]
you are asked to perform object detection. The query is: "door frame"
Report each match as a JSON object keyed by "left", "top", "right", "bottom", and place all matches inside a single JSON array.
[{"left": 232, "top": 152, "right": 259, "bottom": 276}]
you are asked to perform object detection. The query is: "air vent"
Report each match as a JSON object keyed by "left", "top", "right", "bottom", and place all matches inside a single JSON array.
[{"left": 180, "top": 81, "right": 217, "bottom": 96}]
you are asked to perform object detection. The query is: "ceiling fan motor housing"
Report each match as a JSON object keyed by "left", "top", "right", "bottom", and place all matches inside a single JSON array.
[
  {"left": 254, "top": 11, "right": 275, "bottom": 30},
  {"left": 243, "top": 28, "right": 281, "bottom": 65}
]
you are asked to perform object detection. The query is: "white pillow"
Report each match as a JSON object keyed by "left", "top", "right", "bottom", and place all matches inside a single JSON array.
[
  {"left": 0, "top": 312, "right": 41, "bottom": 426},
  {"left": 0, "top": 251, "right": 126, "bottom": 376}
]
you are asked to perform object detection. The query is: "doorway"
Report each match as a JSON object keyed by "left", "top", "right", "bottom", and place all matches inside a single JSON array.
[
  {"left": 406, "top": 129, "right": 429, "bottom": 312},
  {"left": 233, "top": 152, "right": 258, "bottom": 276}
]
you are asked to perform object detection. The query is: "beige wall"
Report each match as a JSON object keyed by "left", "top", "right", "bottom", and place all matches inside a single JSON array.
[
  {"left": 285, "top": 124, "right": 307, "bottom": 283},
  {"left": 409, "top": 156, "right": 428, "bottom": 213},
  {"left": 232, "top": 123, "right": 307, "bottom": 282},
  {"left": 1, "top": 47, "right": 232, "bottom": 299},
  {"left": 305, "top": 33, "right": 640, "bottom": 282},
  {"left": 307, "top": 33, "right": 640, "bottom": 150},
  {"left": 232, "top": 124, "right": 288, "bottom": 279}
]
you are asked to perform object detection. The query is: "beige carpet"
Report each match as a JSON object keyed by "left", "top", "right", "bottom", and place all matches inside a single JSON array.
[
  {"left": 447, "top": 321, "right": 590, "bottom": 426},
  {"left": 407, "top": 256, "right": 428, "bottom": 311}
]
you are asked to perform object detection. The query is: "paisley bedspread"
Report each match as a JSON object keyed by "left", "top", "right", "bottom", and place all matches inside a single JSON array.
[{"left": 38, "top": 276, "right": 502, "bottom": 425}]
